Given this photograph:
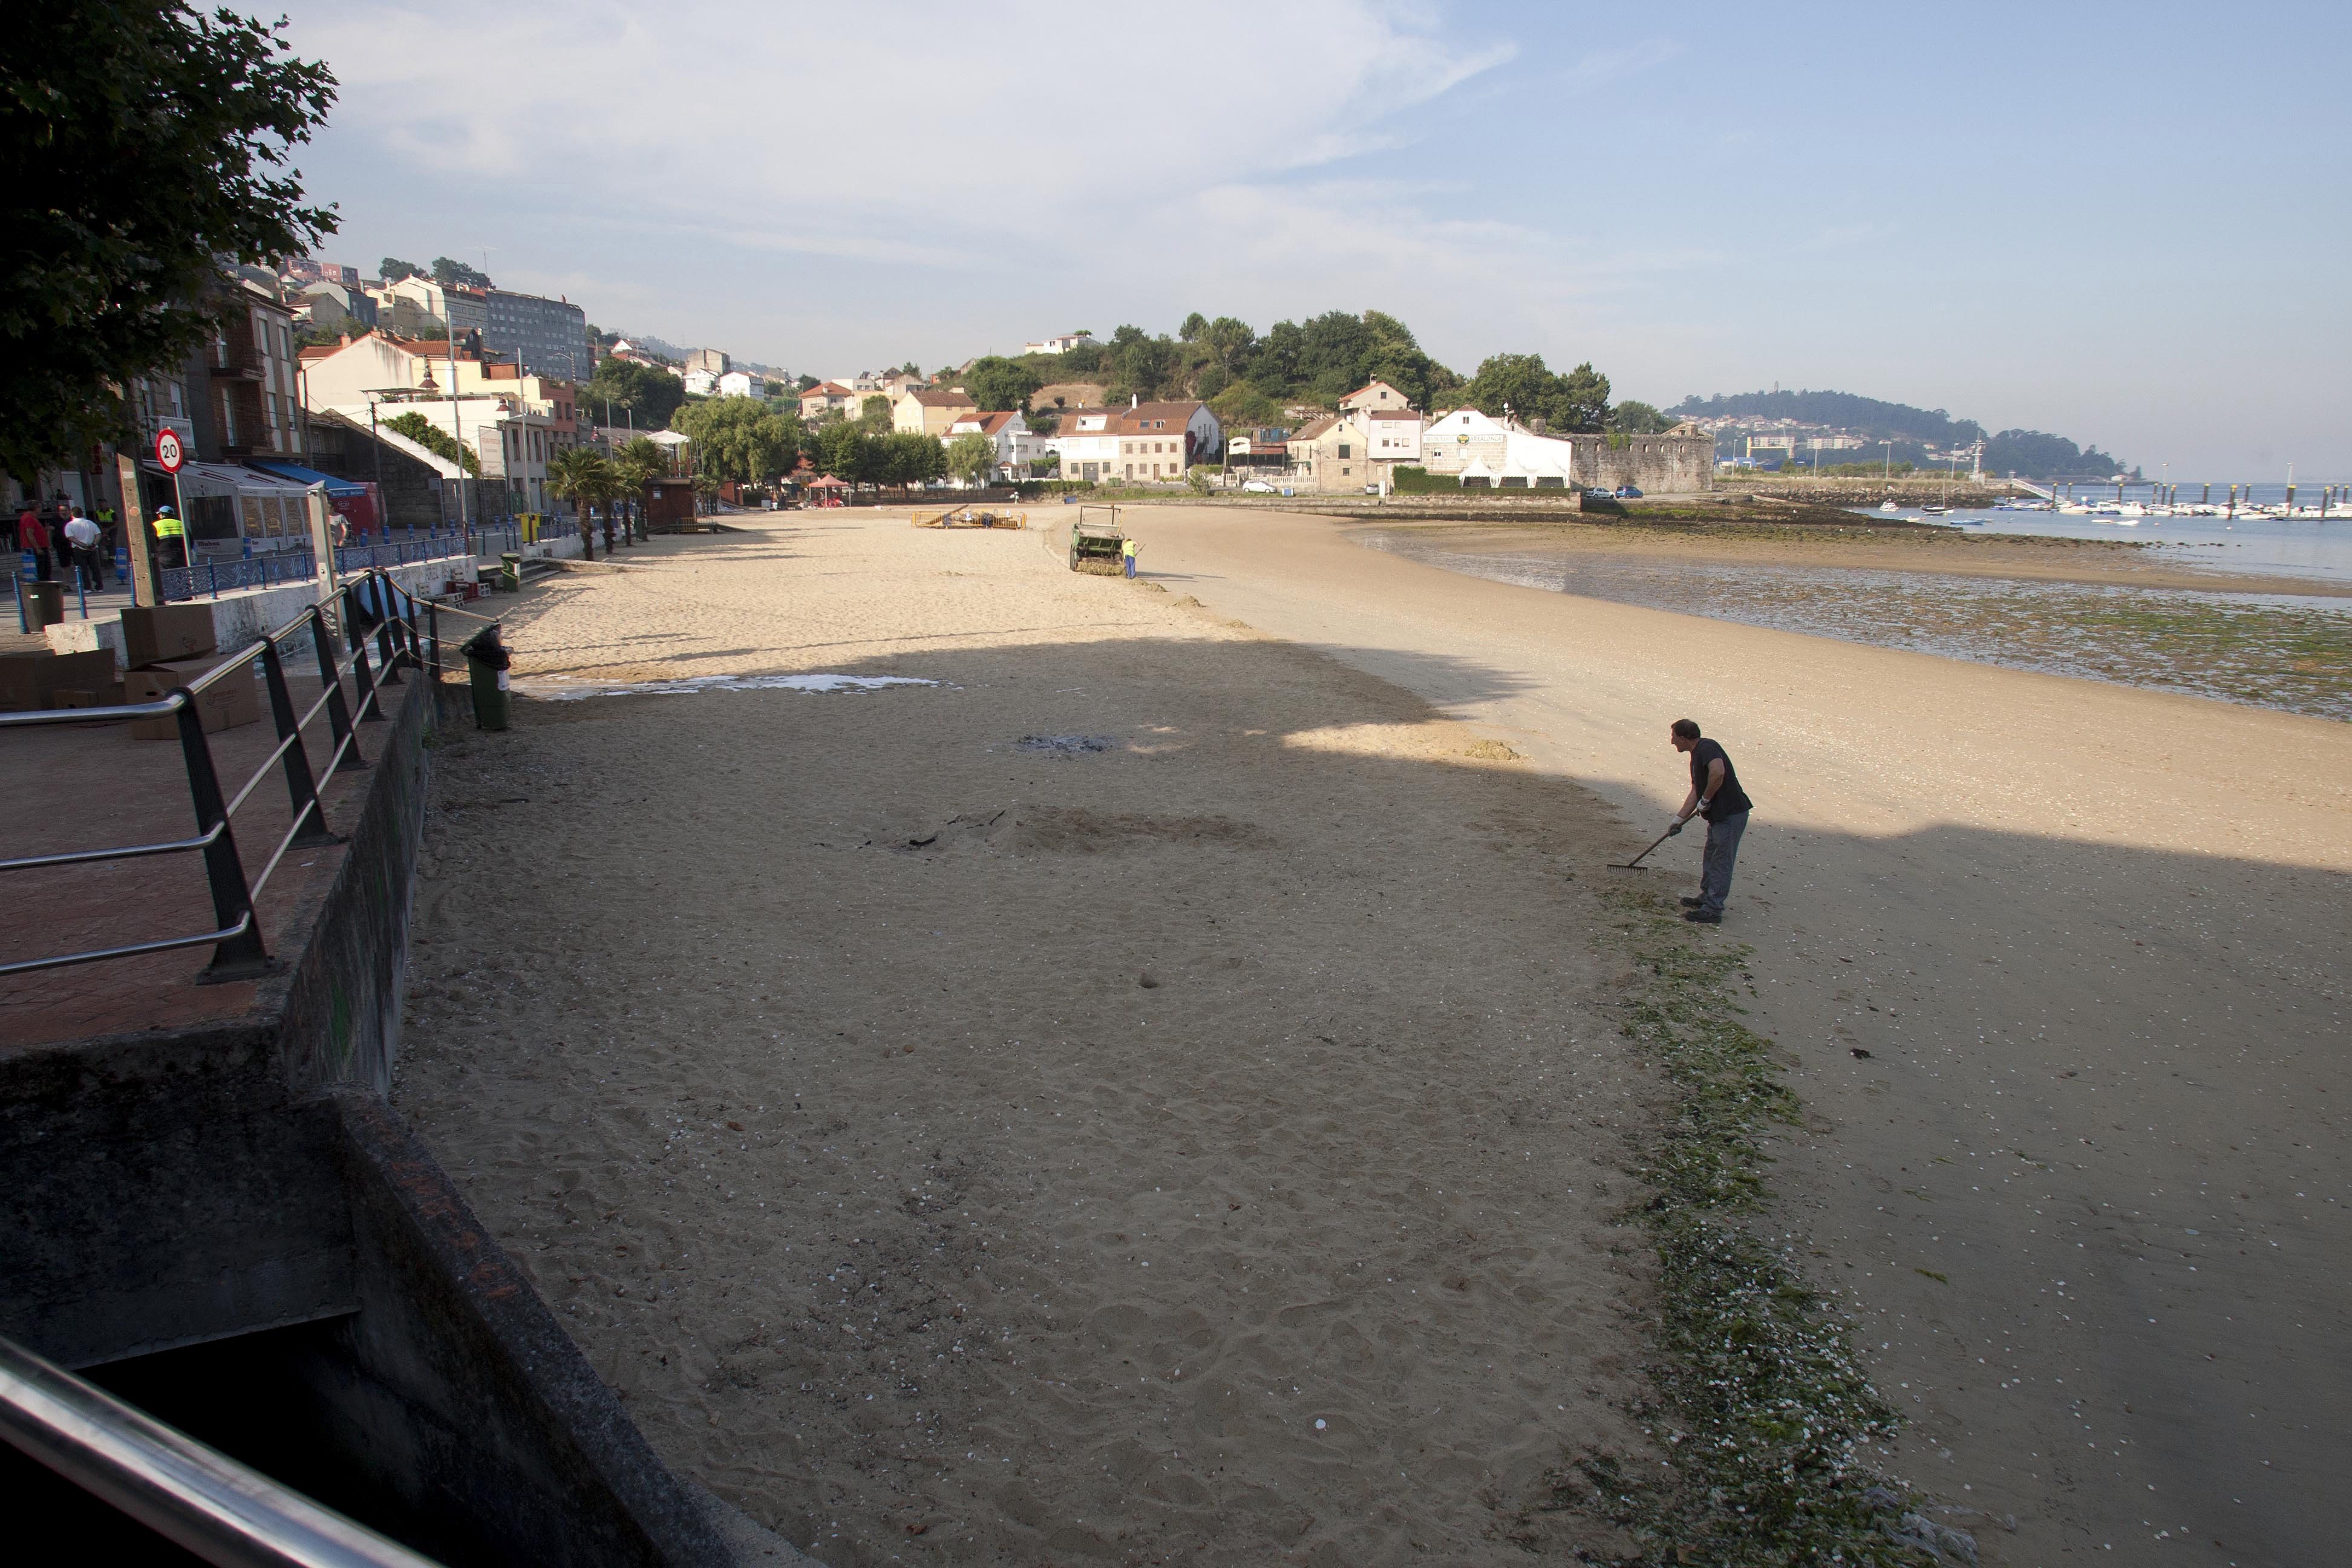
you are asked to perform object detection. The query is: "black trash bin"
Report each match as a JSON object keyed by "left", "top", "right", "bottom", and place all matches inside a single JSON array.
[
  {"left": 460, "top": 624, "right": 511, "bottom": 731},
  {"left": 18, "top": 580, "right": 63, "bottom": 631}
]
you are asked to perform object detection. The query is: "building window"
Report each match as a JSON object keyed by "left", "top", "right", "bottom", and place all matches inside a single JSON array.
[{"left": 1338, "top": 445, "right": 1351, "bottom": 459}]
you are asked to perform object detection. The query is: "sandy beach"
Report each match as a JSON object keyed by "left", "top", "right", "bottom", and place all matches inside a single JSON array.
[
  {"left": 397, "top": 504, "right": 2352, "bottom": 1566},
  {"left": 396, "top": 514, "right": 1662, "bottom": 1565}
]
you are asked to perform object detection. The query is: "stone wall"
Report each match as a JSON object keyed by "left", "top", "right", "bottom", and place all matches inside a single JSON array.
[{"left": 1560, "top": 430, "right": 1717, "bottom": 494}]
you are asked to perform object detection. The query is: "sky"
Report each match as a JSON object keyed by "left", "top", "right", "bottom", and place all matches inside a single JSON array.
[{"left": 279, "top": 1, "right": 2350, "bottom": 477}]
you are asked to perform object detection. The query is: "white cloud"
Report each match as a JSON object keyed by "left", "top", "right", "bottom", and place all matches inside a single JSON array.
[{"left": 292, "top": 1, "right": 1517, "bottom": 238}]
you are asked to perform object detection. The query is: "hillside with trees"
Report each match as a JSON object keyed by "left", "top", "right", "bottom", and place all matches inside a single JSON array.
[
  {"left": 1671, "top": 388, "right": 2129, "bottom": 479},
  {"left": 959, "top": 309, "right": 1657, "bottom": 437}
]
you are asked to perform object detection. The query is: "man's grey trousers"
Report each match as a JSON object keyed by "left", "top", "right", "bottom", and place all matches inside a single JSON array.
[{"left": 1700, "top": 809, "right": 1749, "bottom": 915}]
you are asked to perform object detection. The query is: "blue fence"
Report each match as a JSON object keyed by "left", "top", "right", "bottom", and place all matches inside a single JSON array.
[{"left": 162, "top": 526, "right": 523, "bottom": 603}]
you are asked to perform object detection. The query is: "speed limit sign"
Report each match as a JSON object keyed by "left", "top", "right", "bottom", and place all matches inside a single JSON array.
[{"left": 154, "top": 426, "right": 186, "bottom": 473}]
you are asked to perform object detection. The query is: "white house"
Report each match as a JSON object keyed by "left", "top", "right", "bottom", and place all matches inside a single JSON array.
[
  {"left": 1419, "top": 408, "right": 1577, "bottom": 489},
  {"left": 1363, "top": 408, "right": 1424, "bottom": 464},
  {"left": 1047, "top": 399, "right": 1220, "bottom": 483},
  {"left": 1022, "top": 331, "right": 1098, "bottom": 355},
  {"left": 945, "top": 410, "right": 1047, "bottom": 478},
  {"left": 717, "top": 370, "right": 762, "bottom": 398},
  {"left": 683, "top": 368, "right": 719, "bottom": 397}
]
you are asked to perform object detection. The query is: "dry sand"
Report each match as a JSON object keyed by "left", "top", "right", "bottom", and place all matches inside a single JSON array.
[
  {"left": 396, "top": 515, "right": 1662, "bottom": 1564},
  {"left": 397, "top": 505, "right": 2352, "bottom": 1567}
]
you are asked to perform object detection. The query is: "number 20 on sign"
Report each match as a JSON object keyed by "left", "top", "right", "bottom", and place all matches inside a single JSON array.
[{"left": 155, "top": 426, "right": 185, "bottom": 473}]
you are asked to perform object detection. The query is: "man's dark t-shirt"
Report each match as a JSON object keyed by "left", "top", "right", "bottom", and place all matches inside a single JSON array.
[{"left": 1690, "top": 738, "right": 1753, "bottom": 822}]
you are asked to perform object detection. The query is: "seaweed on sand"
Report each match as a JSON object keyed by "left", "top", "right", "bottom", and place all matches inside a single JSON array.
[{"left": 1538, "top": 889, "right": 1953, "bottom": 1566}]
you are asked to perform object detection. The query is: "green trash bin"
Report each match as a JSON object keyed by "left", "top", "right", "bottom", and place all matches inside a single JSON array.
[
  {"left": 461, "top": 625, "right": 511, "bottom": 731},
  {"left": 499, "top": 552, "right": 522, "bottom": 593}
]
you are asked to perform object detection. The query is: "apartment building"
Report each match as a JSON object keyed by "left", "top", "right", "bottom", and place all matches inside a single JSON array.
[{"left": 484, "top": 287, "right": 591, "bottom": 382}]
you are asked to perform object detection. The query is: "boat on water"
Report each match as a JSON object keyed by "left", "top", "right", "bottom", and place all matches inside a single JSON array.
[
  {"left": 2057, "top": 502, "right": 2093, "bottom": 514},
  {"left": 1921, "top": 503, "right": 1950, "bottom": 515},
  {"left": 1880, "top": 500, "right": 1902, "bottom": 512}
]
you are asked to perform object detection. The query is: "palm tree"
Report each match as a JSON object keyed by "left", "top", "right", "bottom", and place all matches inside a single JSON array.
[
  {"left": 612, "top": 437, "right": 664, "bottom": 540},
  {"left": 546, "top": 446, "right": 615, "bottom": 560}
]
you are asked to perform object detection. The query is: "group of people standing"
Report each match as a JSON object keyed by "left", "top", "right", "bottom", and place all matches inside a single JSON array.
[
  {"left": 5, "top": 495, "right": 192, "bottom": 594},
  {"left": 8, "top": 499, "right": 117, "bottom": 591}
]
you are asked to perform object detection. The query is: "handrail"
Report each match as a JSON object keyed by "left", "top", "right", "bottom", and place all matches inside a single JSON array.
[
  {"left": 0, "top": 568, "right": 463, "bottom": 981},
  {"left": 0, "top": 1333, "right": 444, "bottom": 1567}
]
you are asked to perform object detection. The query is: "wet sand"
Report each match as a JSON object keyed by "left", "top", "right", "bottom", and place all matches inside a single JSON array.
[{"left": 1371, "top": 515, "right": 2352, "bottom": 597}]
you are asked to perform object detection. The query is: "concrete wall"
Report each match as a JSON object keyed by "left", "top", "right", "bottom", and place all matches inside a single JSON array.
[
  {"left": 0, "top": 670, "right": 802, "bottom": 1564},
  {"left": 275, "top": 650, "right": 433, "bottom": 1094},
  {"left": 0, "top": 1019, "right": 358, "bottom": 1369}
]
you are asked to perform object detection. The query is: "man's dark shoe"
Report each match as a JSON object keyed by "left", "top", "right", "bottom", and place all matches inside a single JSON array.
[
  {"left": 1678, "top": 896, "right": 1705, "bottom": 909},
  {"left": 1683, "top": 908, "right": 1722, "bottom": 924}
]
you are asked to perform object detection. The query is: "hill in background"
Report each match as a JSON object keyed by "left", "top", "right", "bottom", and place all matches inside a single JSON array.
[{"left": 1673, "top": 388, "right": 2132, "bottom": 480}]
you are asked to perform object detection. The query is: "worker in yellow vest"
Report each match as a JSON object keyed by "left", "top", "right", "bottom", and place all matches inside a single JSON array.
[{"left": 152, "top": 505, "right": 187, "bottom": 569}]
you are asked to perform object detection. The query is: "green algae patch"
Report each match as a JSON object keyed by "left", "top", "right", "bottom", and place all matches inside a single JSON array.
[{"left": 1541, "top": 888, "right": 1947, "bottom": 1566}]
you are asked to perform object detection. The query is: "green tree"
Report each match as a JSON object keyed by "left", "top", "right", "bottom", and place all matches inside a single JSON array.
[
  {"left": 380, "top": 256, "right": 421, "bottom": 283},
  {"left": 1606, "top": 399, "right": 1677, "bottom": 434},
  {"left": 878, "top": 431, "right": 944, "bottom": 488},
  {"left": 584, "top": 356, "right": 685, "bottom": 428},
  {"left": 384, "top": 411, "right": 479, "bottom": 474},
  {"left": 610, "top": 436, "right": 664, "bottom": 533},
  {"left": 795, "top": 373, "right": 820, "bottom": 391},
  {"left": 946, "top": 431, "right": 997, "bottom": 486},
  {"left": 431, "top": 255, "right": 491, "bottom": 289},
  {"left": 814, "top": 419, "right": 874, "bottom": 483},
  {"left": 673, "top": 397, "right": 799, "bottom": 485},
  {"left": 1463, "top": 353, "right": 1612, "bottom": 434},
  {"left": 858, "top": 394, "right": 893, "bottom": 433},
  {"left": 1, "top": 4, "right": 337, "bottom": 484},
  {"left": 546, "top": 445, "right": 615, "bottom": 526},
  {"left": 964, "top": 355, "right": 1041, "bottom": 414},
  {"left": 1200, "top": 316, "right": 1256, "bottom": 373},
  {"left": 1178, "top": 312, "right": 1208, "bottom": 342}
]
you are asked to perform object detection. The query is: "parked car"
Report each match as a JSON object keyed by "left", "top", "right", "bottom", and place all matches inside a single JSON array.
[
  {"left": 1583, "top": 486, "right": 1614, "bottom": 500},
  {"left": 1241, "top": 480, "right": 1276, "bottom": 494},
  {"left": 1615, "top": 485, "right": 1643, "bottom": 498}
]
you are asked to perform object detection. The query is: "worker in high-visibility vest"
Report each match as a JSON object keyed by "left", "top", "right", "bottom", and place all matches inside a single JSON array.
[{"left": 152, "top": 504, "right": 186, "bottom": 569}]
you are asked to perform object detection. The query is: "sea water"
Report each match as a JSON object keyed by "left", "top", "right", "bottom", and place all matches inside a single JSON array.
[{"left": 1876, "top": 506, "right": 2352, "bottom": 585}]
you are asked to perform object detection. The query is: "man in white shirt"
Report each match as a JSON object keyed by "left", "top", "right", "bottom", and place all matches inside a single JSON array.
[{"left": 62, "top": 512, "right": 105, "bottom": 589}]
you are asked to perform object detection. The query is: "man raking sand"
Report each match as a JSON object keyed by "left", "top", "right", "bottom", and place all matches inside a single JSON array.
[{"left": 1667, "top": 718, "right": 1751, "bottom": 924}]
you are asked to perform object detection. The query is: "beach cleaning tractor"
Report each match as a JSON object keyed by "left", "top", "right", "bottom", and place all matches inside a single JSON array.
[{"left": 1069, "top": 506, "right": 1126, "bottom": 574}]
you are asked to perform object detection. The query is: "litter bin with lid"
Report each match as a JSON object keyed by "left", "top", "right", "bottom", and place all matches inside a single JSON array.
[
  {"left": 461, "top": 624, "right": 511, "bottom": 731},
  {"left": 499, "top": 552, "right": 522, "bottom": 593}
]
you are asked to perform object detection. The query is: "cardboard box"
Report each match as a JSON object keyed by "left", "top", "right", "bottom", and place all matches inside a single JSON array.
[
  {"left": 119, "top": 604, "right": 218, "bottom": 669},
  {"left": 46, "top": 685, "right": 124, "bottom": 709},
  {"left": 0, "top": 648, "right": 119, "bottom": 712},
  {"left": 127, "top": 654, "right": 263, "bottom": 740}
]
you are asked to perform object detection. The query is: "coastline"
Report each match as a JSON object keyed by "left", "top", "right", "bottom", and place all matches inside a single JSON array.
[
  {"left": 1351, "top": 520, "right": 2352, "bottom": 722},
  {"left": 1354, "top": 515, "right": 2352, "bottom": 598}
]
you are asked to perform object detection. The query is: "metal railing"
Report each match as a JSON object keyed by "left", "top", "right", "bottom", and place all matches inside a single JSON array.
[
  {"left": 0, "top": 569, "right": 463, "bottom": 982},
  {"left": 0, "top": 1332, "right": 443, "bottom": 1567},
  {"left": 165, "top": 528, "right": 524, "bottom": 604}
]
